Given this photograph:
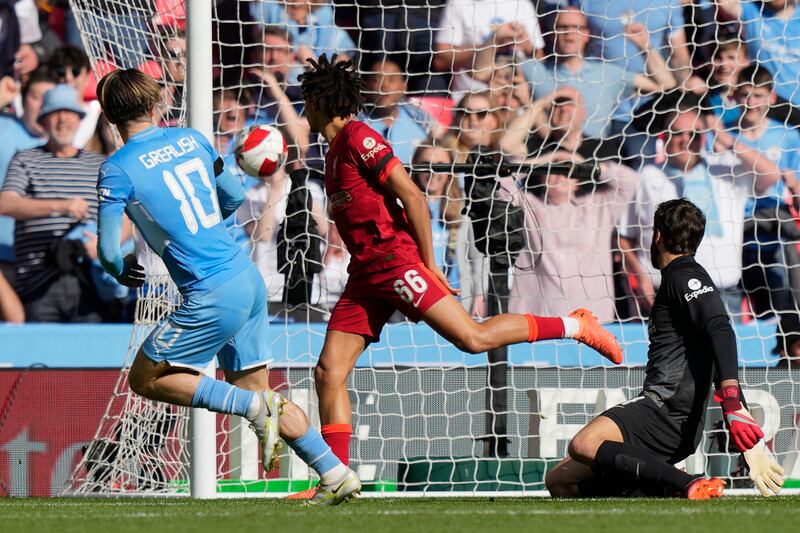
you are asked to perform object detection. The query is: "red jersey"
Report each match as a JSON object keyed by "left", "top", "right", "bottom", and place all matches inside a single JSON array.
[{"left": 324, "top": 119, "right": 422, "bottom": 274}]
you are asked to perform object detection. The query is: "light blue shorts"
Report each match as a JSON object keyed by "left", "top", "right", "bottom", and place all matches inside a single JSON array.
[{"left": 141, "top": 266, "right": 271, "bottom": 372}]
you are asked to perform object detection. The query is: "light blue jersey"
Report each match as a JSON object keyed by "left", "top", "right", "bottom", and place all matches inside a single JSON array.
[
  {"left": 735, "top": 118, "right": 800, "bottom": 217},
  {"left": 741, "top": 1, "right": 800, "bottom": 106},
  {"left": 97, "top": 126, "right": 270, "bottom": 372},
  {"left": 98, "top": 127, "right": 252, "bottom": 293}
]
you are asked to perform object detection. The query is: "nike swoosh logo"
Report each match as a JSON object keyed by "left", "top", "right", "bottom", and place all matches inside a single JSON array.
[
  {"left": 727, "top": 413, "right": 757, "bottom": 425},
  {"left": 412, "top": 294, "right": 424, "bottom": 308},
  {"left": 333, "top": 476, "right": 357, "bottom": 495}
]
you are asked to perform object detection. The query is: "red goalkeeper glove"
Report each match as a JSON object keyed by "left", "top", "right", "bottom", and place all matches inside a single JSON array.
[{"left": 716, "top": 385, "right": 764, "bottom": 453}]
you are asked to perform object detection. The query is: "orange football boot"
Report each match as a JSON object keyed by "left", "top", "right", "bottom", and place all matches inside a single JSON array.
[
  {"left": 287, "top": 487, "right": 317, "bottom": 500},
  {"left": 686, "top": 477, "right": 725, "bottom": 500},
  {"left": 569, "top": 308, "right": 624, "bottom": 364}
]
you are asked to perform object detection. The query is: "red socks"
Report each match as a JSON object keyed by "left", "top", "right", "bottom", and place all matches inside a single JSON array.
[
  {"left": 524, "top": 314, "right": 565, "bottom": 342},
  {"left": 321, "top": 423, "right": 351, "bottom": 466}
]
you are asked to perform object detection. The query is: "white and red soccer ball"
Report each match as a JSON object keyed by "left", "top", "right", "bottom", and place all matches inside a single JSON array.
[{"left": 234, "top": 124, "right": 287, "bottom": 178}]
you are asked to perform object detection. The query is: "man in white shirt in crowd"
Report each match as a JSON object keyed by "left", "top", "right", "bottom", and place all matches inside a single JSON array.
[
  {"left": 433, "top": 0, "right": 545, "bottom": 93},
  {"left": 619, "top": 96, "right": 790, "bottom": 318}
]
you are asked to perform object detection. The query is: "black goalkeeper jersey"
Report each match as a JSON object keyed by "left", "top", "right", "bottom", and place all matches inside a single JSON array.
[{"left": 642, "top": 255, "right": 739, "bottom": 433}]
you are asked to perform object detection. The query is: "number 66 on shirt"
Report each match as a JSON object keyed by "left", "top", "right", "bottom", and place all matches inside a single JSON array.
[{"left": 393, "top": 268, "right": 429, "bottom": 306}]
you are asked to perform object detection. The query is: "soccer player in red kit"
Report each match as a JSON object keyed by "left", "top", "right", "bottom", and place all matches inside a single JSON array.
[{"left": 297, "top": 55, "right": 623, "bottom": 473}]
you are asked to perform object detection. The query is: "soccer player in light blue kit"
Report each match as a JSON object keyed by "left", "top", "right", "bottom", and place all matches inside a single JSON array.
[{"left": 94, "top": 69, "right": 360, "bottom": 505}]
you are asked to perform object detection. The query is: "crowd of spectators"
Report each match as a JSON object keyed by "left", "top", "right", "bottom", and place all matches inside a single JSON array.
[{"left": 0, "top": 0, "right": 799, "bottom": 364}]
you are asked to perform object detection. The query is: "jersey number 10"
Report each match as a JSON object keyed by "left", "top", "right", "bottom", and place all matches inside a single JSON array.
[{"left": 162, "top": 157, "right": 222, "bottom": 234}]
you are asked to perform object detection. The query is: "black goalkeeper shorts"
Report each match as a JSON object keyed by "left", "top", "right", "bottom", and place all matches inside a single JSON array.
[{"left": 577, "top": 394, "right": 700, "bottom": 498}]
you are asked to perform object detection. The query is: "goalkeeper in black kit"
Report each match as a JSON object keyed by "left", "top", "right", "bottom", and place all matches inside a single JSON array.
[{"left": 545, "top": 199, "right": 785, "bottom": 499}]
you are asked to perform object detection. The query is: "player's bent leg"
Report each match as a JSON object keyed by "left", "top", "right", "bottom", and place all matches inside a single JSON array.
[
  {"left": 571, "top": 413, "right": 713, "bottom": 498},
  {"left": 224, "top": 365, "right": 284, "bottom": 470},
  {"left": 421, "top": 294, "right": 529, "bottom": 354},
  {"left": 419, "top": 293, "right": 622, "bottom": 363},
  {"left": 224, "top": 365, "right": 269, "bottom": 392},
  {"left": 128, "top": 349, "right": 202, "bottom": 406},
  {"left": 567, "top": 415, "right": 624, "bottom": 465},
  {"left": 222, "top": 362, "right": 360, "bottom": 500},
  {"left": 224, "top": 363, "right": 360, "bottom": 500},
  {"left": 545, "top": 458, "right": 597, "bottom": 498}
]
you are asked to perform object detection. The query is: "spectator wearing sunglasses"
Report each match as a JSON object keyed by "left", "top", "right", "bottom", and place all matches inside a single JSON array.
[
  {"left": 442, "top": 92, "right": 503, "bottom": 164},
  {"left": 47, "top": 46, "right": 101, "bottom": 150}
]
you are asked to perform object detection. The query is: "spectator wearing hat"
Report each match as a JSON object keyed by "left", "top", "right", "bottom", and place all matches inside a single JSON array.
[
  {"left": 0, "top": 84, "right": 106, "bottom": 322},
  {"left": 48, "top": 45, "right": 102, "bottom": 150},
  {"left": 0, "top": 70, "right": 56, "bottom": 273}
]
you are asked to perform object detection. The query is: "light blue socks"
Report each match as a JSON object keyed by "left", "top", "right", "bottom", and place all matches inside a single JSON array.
[
  {"left": 286, "top": 426, "right": 346, "bottom": 482},
  {"left": 191, "top": 375, "right": 255, "bottom": 417}
]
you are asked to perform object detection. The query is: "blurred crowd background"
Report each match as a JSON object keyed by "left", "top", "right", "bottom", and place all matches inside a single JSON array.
[{"left": 0, "top": 0, "right": 799, "bottom": 366}]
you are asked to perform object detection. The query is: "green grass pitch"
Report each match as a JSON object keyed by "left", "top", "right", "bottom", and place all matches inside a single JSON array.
[{"left": 3, "top": 497, "right": 800, "bottom": 533}]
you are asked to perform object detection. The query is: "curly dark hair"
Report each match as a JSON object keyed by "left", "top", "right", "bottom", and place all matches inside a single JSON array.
[
  {"left": 653, "top": 198, "right": 706, "bottom": 255},
  {"left": 298, "top": 54, "right": 364, "bottom": 118}
]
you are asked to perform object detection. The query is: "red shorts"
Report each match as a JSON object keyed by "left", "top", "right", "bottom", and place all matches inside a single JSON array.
[{"left": 327, "top": 263, "right": 451, "bottom": 342}]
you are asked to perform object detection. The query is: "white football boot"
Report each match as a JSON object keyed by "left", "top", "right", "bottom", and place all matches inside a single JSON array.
[
  {"left": 248, "top": 390, "right": 285, "bottom": 471},
  {"left": 306, "top": 468, "right": 362, "bottom": 507}
]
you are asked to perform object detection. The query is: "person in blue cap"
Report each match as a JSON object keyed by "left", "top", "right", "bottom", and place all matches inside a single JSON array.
[{"left": 0, "top": 84, "right": 107, "bottom": 322}]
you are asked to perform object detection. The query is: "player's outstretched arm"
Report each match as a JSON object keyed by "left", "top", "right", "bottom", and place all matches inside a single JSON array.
[{"left": 383, "top": 164, "right": 458, "bottom": 294}]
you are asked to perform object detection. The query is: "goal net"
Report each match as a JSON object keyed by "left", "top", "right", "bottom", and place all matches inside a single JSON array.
[{"left": 63, "top": 0, "right": 800, "bottom": 497}]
